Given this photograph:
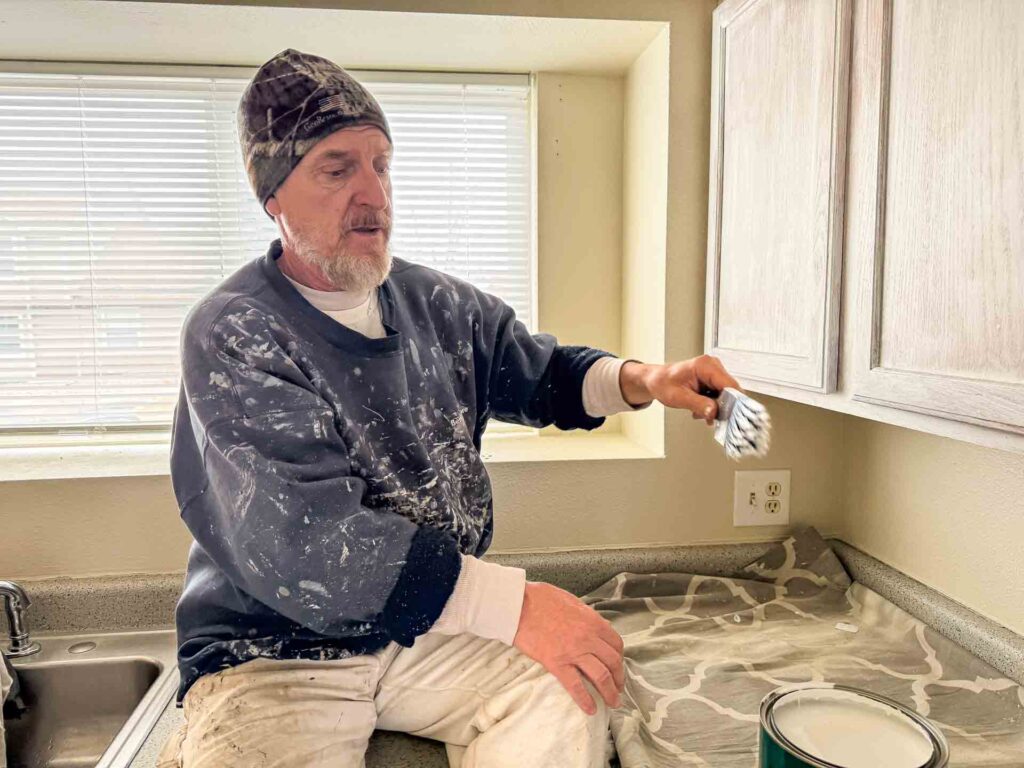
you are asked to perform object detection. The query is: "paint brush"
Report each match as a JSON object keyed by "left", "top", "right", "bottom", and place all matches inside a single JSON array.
[{"left": 700, "top": 386, "right": 771, "bottom": 460}]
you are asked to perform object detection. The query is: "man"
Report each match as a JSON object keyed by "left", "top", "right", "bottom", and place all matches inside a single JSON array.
[{"left": 161, "top": 49, "right": 739, "bottom": 768}]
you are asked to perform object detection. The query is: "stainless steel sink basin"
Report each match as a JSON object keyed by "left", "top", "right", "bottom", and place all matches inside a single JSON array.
[{"left": 6, "top": 629, "right": 177, "bottom": 768}]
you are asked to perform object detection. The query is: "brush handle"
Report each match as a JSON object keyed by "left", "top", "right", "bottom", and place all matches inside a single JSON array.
[{"left": 698, "top": 384, "right": 722, "bottom": 400}]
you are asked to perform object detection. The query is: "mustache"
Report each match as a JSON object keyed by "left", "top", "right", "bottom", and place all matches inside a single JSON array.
[{"left": 345, "top": 211, "right": 392, "bottom": 231}]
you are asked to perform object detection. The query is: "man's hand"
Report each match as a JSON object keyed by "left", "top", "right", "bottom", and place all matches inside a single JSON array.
[
  {"left": 619, "top": 354, "right": 740, "bottom": 425},
  {"left": 513, "top": 582, "right": 625, "bottom": 715}
]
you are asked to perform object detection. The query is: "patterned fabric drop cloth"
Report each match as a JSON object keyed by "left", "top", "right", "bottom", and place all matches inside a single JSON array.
[{"left": 583, "top": 528, "right": 1024, "bottom": 767}]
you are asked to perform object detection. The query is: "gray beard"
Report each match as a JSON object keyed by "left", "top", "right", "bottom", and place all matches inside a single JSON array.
[{"left": 294, "top": 240, "right": 393, "bottom": 292}]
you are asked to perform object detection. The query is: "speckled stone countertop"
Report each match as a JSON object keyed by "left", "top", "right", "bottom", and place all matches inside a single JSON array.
[
  {"left": 9, "top": 538, "right": 1023, "bottom": 767},
  {"left": 831, "top": 541, "right": 1024, "bottom": 684}
]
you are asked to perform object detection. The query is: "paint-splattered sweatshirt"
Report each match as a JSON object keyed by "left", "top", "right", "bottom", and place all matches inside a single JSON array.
[{"left": 170, "top": 240, "right": 611, "bottom": 701}]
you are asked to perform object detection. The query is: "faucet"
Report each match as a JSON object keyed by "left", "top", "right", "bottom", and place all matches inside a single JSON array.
[{"left": 0, "top": 580, "right": 41, "bottom": 657}]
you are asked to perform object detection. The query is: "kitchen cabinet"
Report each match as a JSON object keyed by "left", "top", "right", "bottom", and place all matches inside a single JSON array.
[
  {"left": 705, "top": 0, "right": 852, "bottom": 392},
  {"left": 707, "top": 0, "right": 1024, "bottom": 445},
  {"left": 848, "top": 0, "right": 1024, "bottom": 435}
]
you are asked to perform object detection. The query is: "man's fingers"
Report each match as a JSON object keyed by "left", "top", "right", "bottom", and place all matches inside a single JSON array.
[
  {"left": 591, "top": 638, "right": 625, "bottom": 692},
  {"left": 575, "top": 653, "right": 620, "bottom": 709},
  {"left": 687, "top": 355, "right": 741, "bottom": 421},
  {"left": 576, "top": 600, "right": 622, "bottom": 654},
  {"left": 552, "top": 666, "right": 598, "bottom": 716},
  {"left": 674, "top": 387, "right": 719, "bottom": 421},
  {"left": 593, "top": 616, "right": 625, "bottom": 655},
  {"left": 697, "top": 355, "right": 740, "bottom": 393}
]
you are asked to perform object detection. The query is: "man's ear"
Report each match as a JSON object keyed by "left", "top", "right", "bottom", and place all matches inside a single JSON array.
[{"left": 265, "top": 196, "right": 282, "bottom": 217}]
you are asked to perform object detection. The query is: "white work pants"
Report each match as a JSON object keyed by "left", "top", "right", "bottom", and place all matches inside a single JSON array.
[{"left": 157, "top": 631, "right": 611, "bottom": 768}]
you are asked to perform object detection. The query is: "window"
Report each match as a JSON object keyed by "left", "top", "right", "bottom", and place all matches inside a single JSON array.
[{"left": 0, "top": 68, "right": 533, "bottom": 432}]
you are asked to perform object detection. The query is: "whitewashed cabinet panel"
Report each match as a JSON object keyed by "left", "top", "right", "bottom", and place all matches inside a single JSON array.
[
  {"left": 705, "top": 0, "right": 851, "bottom": 392},
  {"left": 851, "top": 0, "right": 1024, "bottom": 434}
]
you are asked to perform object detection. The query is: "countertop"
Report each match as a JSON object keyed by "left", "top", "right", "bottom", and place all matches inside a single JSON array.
[{"left": 11, "top": 538, "right": 1021, "bottom": 767}]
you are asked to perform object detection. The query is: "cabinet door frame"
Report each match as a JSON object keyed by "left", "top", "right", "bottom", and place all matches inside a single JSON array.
[
  {"left": 851, "top": 0, "right": 1024, "bottom": 435},
  {"left": 705, "top": 0, "right": 851, "bottom": 393}
]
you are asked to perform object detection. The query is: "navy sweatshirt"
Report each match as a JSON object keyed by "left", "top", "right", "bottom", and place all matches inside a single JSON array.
[{"left": 170, "top": 241, "right": 611, "bottom": 701}]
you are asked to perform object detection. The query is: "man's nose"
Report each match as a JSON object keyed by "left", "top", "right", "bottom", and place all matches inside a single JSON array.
[{"left": 351, "top": 162, "right": 390, "bottom": 211}]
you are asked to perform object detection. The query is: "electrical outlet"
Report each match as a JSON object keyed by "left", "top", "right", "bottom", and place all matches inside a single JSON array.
[{"left": 734, "top": 470, "right": 790, "bottom": 526}]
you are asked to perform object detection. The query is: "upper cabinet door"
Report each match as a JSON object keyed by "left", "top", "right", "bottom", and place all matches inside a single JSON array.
[
  {"left": 706, "top": 0, "right": 851, "bottom": 392},
  {"left": 851, "top": 0, "right": 1024, "bottom": 434}
]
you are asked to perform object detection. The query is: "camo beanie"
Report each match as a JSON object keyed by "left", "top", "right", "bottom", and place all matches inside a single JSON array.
[{"left": 237, "top": 48, "right": 392, "bottom": 213}]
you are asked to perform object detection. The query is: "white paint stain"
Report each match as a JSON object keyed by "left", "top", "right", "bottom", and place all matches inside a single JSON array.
[{"left": 299, "top": 580, "right": 331, "bottom": 597}]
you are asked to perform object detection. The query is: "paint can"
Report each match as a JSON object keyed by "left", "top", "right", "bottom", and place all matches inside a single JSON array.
[{"left": 759, "top": 685, "right": 949, "bottom": 768}]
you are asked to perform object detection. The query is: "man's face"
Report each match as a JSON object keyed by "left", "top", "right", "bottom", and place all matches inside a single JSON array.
[{"left": 267, "top": 126, "right": 393, "bottom": 292}]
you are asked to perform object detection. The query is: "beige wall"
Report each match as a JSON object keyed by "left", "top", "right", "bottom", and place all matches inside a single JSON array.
[
  {"left": 0, "top": 475, "right": 189, "bottom": 578},
  {"left": 0, "top": 0, "right": 851, "bottom": 579},
  {"left": 621, "top": 26, "right": 669, "bottom": 453},
  {"left": 492, "top": 395, "right": 846, "bottom": 553},
  {"left": 536, "top": 72, "right": 623, "bottom": 352},
  {"left": 839, "top": 418, "right": 1024, "bottom": 635},
  {"left": 0, "top": 395, "right": 846, "bottom": 579},
  {"left": 536, "top": 71, "right": 626, "bottom": 437}
]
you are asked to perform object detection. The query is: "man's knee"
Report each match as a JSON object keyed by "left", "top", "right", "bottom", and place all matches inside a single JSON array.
[
  {"left": 531, "top": 669, "right": 611, "bottom": 728},
  {"left": 171, "top": 661, "right": 379, "bottom": 768}
]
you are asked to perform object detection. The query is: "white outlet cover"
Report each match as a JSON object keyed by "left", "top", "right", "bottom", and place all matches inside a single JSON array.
[{"left": 734, "top": 469, "right": 791, "bottom": 527}]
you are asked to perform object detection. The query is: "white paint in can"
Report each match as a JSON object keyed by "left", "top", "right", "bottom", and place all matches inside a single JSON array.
[{"left": 772, "top": 688, "right": 935, "bottom": 768}]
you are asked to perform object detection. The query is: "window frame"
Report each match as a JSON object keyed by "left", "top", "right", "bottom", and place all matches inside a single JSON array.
[{"left": 0, "top": 60, "right": 538, "bottom": 440}]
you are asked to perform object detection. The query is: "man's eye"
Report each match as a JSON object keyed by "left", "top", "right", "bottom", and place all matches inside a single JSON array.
[
  {"left": 376, "top": 164, "right": 391, "bottom": 175},
  {"left": 325, "top": 167, "right": 351, "bottom": 178}
]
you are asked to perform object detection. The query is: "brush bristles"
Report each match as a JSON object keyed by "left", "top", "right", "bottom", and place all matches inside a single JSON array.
[{"left": 713, "top": 389, "right": 771, "bottom": 460}]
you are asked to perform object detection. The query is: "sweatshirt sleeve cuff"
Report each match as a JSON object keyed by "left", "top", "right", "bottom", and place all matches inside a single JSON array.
[
  {"left": 582, "top": 356, "right": 653, "bottom": 418},
  {"left": 381, "top": 525, "right": 462, "bottom": 647},
  {"left": 430, "top": 554, "right": 526, "bottom": 645}
]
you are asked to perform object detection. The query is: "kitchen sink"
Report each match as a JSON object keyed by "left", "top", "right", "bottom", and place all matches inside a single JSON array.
[{"left": 5, "top": 629, "right": 177, "bottom": 768}]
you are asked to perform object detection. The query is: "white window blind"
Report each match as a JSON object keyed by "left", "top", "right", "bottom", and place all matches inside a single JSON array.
[{"left": 0, "top": 69, "right": 533, "bottom": 432}]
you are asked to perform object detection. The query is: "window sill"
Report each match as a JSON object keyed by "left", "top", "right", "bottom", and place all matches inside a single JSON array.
[
  {"left": 0, "top": 432, "right": 172, "bottom": 482},
  {"left": 0, "top": 429, "right": 662, "bottom": 483}
]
